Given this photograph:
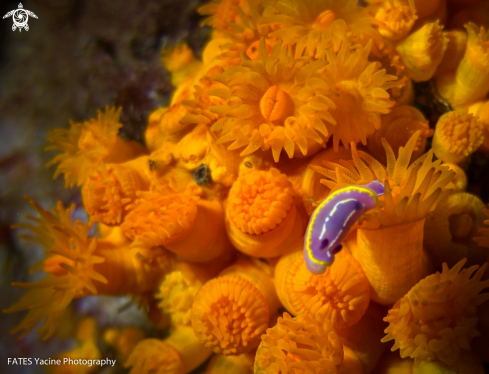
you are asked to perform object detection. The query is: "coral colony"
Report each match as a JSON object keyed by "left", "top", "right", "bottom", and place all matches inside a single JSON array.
[{"left": 5, "top": 0, "right": 489, "bottom": 373}]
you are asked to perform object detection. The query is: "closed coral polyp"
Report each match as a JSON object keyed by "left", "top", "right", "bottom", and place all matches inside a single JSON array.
[
  {"left": 82, "top": 159, "right": 147, "bottom": 225},
  {"left": 432, "top": 110, "right": 484, "bottom": 164},
  {"left": 254, "top": 312, "right": 344, "bottom": 374},
  {"left": 157, "top": 270, "right": 203, "bottom": 326},
  {"left": 192, "top": 274, "right": 270, "bottom": 355},
  {"left": 125, "top": 338, "right": 184, "bottom": 374},
  {"left": 382, "top": 259, "right": 489, "bottom": 370},
  {"left": 121, "top": 186, "right": 199, "bottom": 248},
  {"left": 227, "top": 168, "right": 294, "bottom": 235},
  {"left": 260, "top": 86, "right": 293, "bottom": 122},
  {"left": 375, "top": 0, "right": 417, "bottom": 41},
  {"left": 46, "top": 106, "right": 130, "bottom": 188},
  {"left": 290, "top": 251, "right": 370, "bottom": 331}
]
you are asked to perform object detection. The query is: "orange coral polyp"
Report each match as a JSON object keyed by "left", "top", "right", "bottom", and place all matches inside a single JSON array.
[
  {"left": 125, "top": 339, "right": 184, "bottom": 374},
  {"left": 375, "top": 0, "right": 418, "bottom": 41},
  {"left": 82, "top": 162, "right": 146, "bottom": 226},
  {"left": 227, "top": 168, "right": 294, "bottom": 235},
  {"left": 262, "top": 0, "right": 382, "bottom": 58},
  {"left": 5, "top": 199, "right": 107, "bottom": 339},
  {"left": 121, "top": 187, "right": 199, "bottom": 248},
  {"left": 382, "top": 259, "right": 489, "bottom": 370},
  {"left": 432, "top": 110, "right": 484, "bottom": 164},
  {"left": 290, "top": 251, "right": 370, "bottom": 331},
  {"left": 254, "top": 312, "right": 344, "bottom": 374},
  {"left": 46, "top": 106, "right": 127, "bottom": 188},
  {"left": 191, "top": 275, "right": 270, "bottom": 355},
  {"left": 207, "top": 38, "right": 399, "bottom": 161},
  {"left": 311, "top": 131, "right": 455, "bottom": 227}
]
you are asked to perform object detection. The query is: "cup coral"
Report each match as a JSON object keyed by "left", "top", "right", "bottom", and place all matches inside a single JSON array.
[
  {"left": 121, "top": 182, "right": 199, "bottom": 248},
  {"left": 432, "top": 110, "right": 484, "bottom": 164},
  {"left": 5, "top": 198, "right": 107, "bottom": 339},
  {"left": 424, "top": 192, "right": 487, "bottom": 268},
  {"left": 395, "top": 21, "right": 448, "bottom": 82},
  {"left": 125, "top": 327, "right": 213, "bottom": 374},
  {"left": 254, "top": 312, "right": 344, "bottom": 374},
  {"left": 6, "top": 0, "right": 489, "bottom": 370},
  {"left": 374, "top": 0, "right": 418, "bottom": 41},
  {"left": 436, "top": 23, "right": 489, "bottom": 108},
  {"left": 365, "top": 106, "right": 433, "bottom": 164},
  {"left": 225, "top": 167, "right": 303, "bottom": 257},
  {"left": 275, "top": 249, "right": 370, "bottom": 331},
  {"left": 191, "top": 259, "right": 279, "bottom": 355},
  {"left": 190, "top": 37, "right": 399, "bottom": 162},
  {"left": 261, "top": 0, "right": 383, "bottom": 58},
  {"left": 82, "top": 157, "right": 149, "bottom": 225},
  {"left": 382, "top": 259, "right": 489, "bottom": 370},
  {"left": 46, "top": 106, "right": 145, "bottom": 188}
]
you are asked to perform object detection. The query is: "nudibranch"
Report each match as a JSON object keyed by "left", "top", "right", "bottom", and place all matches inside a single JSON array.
[{"left": 303, "top": 180, "right": 384, "bottom": 274}]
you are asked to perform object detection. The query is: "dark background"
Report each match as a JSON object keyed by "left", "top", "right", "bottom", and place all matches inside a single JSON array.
[{"left": 0, "top": 0, "right": 208, "bottom": 372}]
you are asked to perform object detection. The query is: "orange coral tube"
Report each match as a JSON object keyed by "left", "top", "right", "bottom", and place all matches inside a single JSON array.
[
  {"left": 165, "top": 199, "right": 234, "bottom": 262},
  {"left": 356, "top": 220, "right": 432, "bottom": 305},
  {"left": 436, "top": 23, "right": 489, "bottom": 108},
  {"left": 424, "top": 192, "right": 487, "bottom": 268},
  {"left": 92, "top": 245, "right": 174, "bottom": 295},
  {"left": 275, "top": 249, "right": 370, "bottom": 332},
  {"left": 82, "top": 156, "right": 150, "bottom": 226},
  {"left": 191, "top": 259, "right": 279, "bottom": 355},
  {"left": 204, "top": 352, "right": 254, "bottom": 374},
  {"left": 396, "top": 21, "right": 448, "bottom": 82},
  {"left": 125, "top": 327, "right": 213, "bottom": 374},
  {"left": 225, "top": 168, "right": 304, "bottom": 257},
  {"left": 432, "top": 110, "right": 483, "bottom": 164}
]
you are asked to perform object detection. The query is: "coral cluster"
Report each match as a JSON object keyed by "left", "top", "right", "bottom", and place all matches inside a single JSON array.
[{"left": 5, "top": 0, "right": 489, "bottom": 373}]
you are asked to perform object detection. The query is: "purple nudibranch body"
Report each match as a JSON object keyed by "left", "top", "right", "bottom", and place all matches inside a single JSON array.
[{"left": 303, "top": 180, "right": 384, "bottom": 274}]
